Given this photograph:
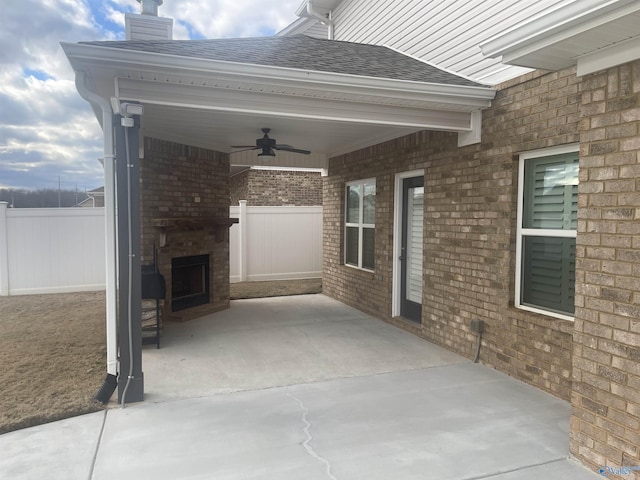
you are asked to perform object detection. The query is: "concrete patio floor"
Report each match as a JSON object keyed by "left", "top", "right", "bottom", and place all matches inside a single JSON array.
[{"left": 0, "top": 294, "right": 600, "bottom": 479}]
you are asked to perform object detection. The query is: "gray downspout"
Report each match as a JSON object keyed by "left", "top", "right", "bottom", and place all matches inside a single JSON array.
[{"left": 114, "top": 111, "right": 144, "bottom": 405}]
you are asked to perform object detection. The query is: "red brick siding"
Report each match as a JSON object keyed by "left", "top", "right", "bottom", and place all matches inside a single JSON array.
[
  {"left": 231, "top": 169, "right": 323, "bottom": 206},
  {"left": 140, "top": 137, "right": 230, "bottom": 321},
  {"left": 324, "top": 67, "right": 581, "bottom": 402},
  {"left": 570, "top": 60, "right": 640, "bottom": 474},
  {"left": 229, "top": 170, "right": 249, "bottom": 206}
]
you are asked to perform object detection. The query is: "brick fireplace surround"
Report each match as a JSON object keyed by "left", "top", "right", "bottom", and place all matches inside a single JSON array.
[{"left": 140, "top": 137, "right": 232, "bottom": 322}]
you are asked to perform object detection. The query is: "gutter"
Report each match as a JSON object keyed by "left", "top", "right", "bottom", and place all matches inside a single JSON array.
[
  {"left": 307, "top": 0, "right": 334, "bottom": 39},
  {"left": 74, "top": 71, "right": 118, "bottom": 381}
]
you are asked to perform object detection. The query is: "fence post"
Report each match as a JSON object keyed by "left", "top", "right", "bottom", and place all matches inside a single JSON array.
[
  {"left": 239, "top": 200, "right": 248, "bottom": 282},
  {"left": 0, "top": 202, "right": 9, "bottom": 296}
]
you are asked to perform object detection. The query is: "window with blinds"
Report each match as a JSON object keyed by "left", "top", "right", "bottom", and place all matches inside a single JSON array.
[
  {"left": 517, "top": 149, "right": 578, "bottom": 319},
  {"left": 345, "top": 179, "right": 376, "bottom": 271}
]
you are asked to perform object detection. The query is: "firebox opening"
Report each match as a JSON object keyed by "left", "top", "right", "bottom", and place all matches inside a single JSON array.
[{"left": 171, "top": 254, "right": 210, "bottom": 312}]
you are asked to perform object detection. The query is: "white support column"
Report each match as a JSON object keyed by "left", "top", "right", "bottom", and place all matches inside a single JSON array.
[
  {"left": 75, "top": 72, "right": 118, "bottom": 378},
  {"left": 104, "top": 152, "right": 118, "bottom": 376},
  {"left": 0, "top": 202, "right": 9, "bottom": 296},
  {"left": 239, "top": 200, "right": 248, "bottom": 282}
]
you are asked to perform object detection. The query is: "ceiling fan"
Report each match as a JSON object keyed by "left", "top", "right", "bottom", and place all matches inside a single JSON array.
[{"left": 231, "top": 128, "right": 311, "bottom": 156}]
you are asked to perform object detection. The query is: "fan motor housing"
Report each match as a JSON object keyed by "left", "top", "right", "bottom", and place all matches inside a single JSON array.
[{"left": 257, "top": 136, "right": 276, "bottom": 147}]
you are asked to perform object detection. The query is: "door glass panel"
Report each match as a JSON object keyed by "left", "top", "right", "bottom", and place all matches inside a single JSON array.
[{"left": 405, "top": 187, "right": 423, "bottom": 303}]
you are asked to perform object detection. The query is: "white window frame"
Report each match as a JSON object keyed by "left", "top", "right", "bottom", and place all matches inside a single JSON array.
[
  {"left": 345, "top": 178, "right": 376, "bottom": 272},
  {"left": 515, "top": 144, "right": 579, "bottom": 321}
]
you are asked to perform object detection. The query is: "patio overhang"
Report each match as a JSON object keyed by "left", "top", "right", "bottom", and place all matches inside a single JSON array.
[
  {"left": 62, "top": 41, "right": 496, "bottom": 163},
  {"left": 480, "top": 0, "right": 640, "bottom": 77},
  {"left": 62, "top": 35, "right": 495, "bottom": 404}
]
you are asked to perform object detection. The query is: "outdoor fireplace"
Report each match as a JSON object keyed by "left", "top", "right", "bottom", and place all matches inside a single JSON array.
[{"left": 171, "top": 254, "right": 210, "bottom": 312}]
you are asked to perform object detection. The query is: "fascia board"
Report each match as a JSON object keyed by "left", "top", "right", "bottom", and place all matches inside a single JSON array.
[
  {"left": 62, "top": 42, "right": 495, "bottom": 109},
  {"left": 480, "top": 0, "right": 640, "bottom": 63},
  {"left": 295, "top": 0, "right": 308, "bottom": 17},
  {"left": 115, "top": 77, "right": 472, "bottom": 130},
  {"left": 577, "top": 35, "right": 640, "bottom": 76},
  {"left": 111, "top": 68, "right": 493, "bottom": 109}
]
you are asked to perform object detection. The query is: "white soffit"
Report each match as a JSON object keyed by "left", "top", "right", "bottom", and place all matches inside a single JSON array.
[{"left": 480, "top": 0, "right": 640, "bottom": 75}]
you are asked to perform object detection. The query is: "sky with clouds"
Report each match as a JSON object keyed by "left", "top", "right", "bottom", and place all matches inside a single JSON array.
[{"left": 0, "top": 0, "right": 301, "bottom": 191}]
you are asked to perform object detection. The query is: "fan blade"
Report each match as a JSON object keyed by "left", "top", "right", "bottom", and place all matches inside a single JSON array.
[
  {"left": 274, "top": 144, "right": 294, "bottom": 148},
  {"left": 230, "top": 147, "right": 259, "bottom": 153},
  {"left": 273, "top": 146, "right": 311, "bottom": 155},
  {"left": 231, "top": 145, "right": 258, "bottom": 149}
]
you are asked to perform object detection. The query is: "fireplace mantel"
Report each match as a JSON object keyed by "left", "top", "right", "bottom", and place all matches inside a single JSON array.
[{"left": 151, "top": 216, "right": 239, "bottom": 247}]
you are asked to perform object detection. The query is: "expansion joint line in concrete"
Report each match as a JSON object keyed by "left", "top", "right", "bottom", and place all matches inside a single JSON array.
[
  {"left": 461, "top": 457, "right": 568, "bottom": 480},
  {"left": 87, "top": 410, "right": 108, "bottom": 480},
  {"left": 286, "top": 391, "right": 338, "bottom": 480}
]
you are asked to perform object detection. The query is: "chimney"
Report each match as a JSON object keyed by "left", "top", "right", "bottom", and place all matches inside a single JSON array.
[
  {"left": 140, "top": 0, "right": 161, "bottom": 15},
  {"left": 125, "top": 0, "right": 173, "bottom": 40}
]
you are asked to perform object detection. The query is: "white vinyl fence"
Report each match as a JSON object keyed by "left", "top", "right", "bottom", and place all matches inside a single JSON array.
[
  {"left": 0, "top": 203, "right": 106, "bottom": 296},
  {"left": 230, "top": 202, "right": 323, "bottom": 283},
  {"left": 0, "top": 201, "right": 322, "bottom": 295}
]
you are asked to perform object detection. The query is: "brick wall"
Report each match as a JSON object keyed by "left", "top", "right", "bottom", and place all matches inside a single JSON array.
[
  {"left": 325, "top": 62, "right": 640, "bottom": 475},
  {"left": 229, "top": 169, "right": 249, "bottom": 206},
  {"left": 570, "top": 60, "right": 640, "bottom": 474},
  {"left": 140, "top": 137, "right": 231, "bottom": 321},
  {"left": 325, "top": 67, "right": 581, "bottom": 401},
  {"left": 324, "top": 132, "right": 453, "bottom": 320},
  {"left": 230, "top": 169, "right": 323, "bottom": 206}
]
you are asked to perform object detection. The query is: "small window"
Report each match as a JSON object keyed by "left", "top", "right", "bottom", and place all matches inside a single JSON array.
[
  {"left": 345, "top": 179, "right": 376, "bottom": 270},
  {"left": 516, "top": 147, "right": 578, "bottom": 319}
]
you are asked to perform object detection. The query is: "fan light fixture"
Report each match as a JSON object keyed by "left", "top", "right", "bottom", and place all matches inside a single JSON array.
[{"left": 258, "top": 147, "right": 276, "bottom": 157}]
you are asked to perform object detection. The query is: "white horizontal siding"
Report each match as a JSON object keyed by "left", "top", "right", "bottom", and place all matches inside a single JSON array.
[
  {"left": 304, "top": 21, "right": 330, "bottom": 39},
  {"left": 331, "top": 0, "right": 566, "bottom": 84}
]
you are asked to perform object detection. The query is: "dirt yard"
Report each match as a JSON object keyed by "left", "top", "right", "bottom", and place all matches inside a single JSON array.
[
  {"left": 0, "top": 279, "right": 321, "bottom": 434},
  {"left": 0, "top": 291, "right": 106, "bottom": 434}
]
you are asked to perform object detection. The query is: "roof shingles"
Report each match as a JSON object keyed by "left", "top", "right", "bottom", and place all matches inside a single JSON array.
[{"left": 81, "top": 35, "right": 485, "bottom": 87}]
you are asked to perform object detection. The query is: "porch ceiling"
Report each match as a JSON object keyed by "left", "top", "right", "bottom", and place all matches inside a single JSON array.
[
  {"left": 140, "top": 103, "right": 420, "bottom": 162},
  {"left": 62, "top": 37, "right": 495, "bottom": 166}
]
